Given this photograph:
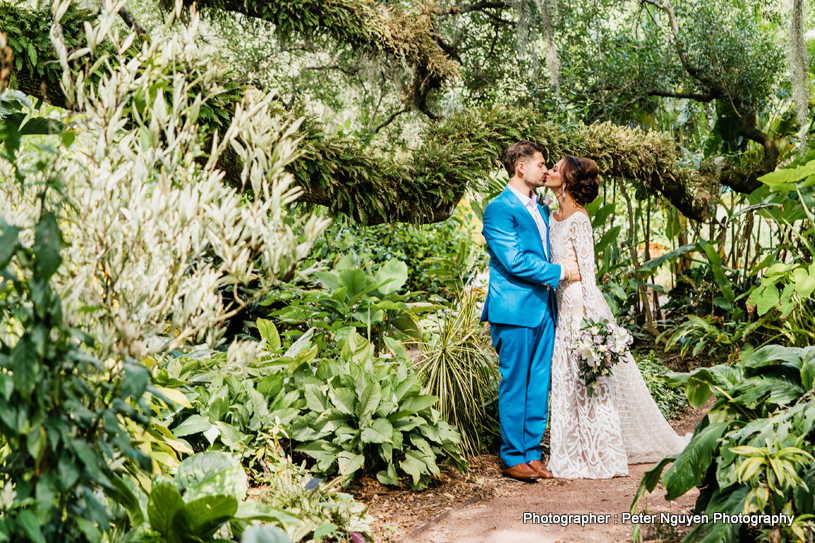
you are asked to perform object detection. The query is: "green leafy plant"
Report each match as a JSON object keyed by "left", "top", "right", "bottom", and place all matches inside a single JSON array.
[
  {"left": 633, "top": 351, "right": 687, "bottom": 420},
  {"left": 631, "top": 345, "right": 815, "bottom": 542},
  {"left": 162, "top": 322, "right": 467, "bottom": 491},
  {"left": 0, "top": 104, "right": 155, "bottom": 542},
  {"left": 264, "top": 257, "right": 426, "bottom": 354},
  {"left": 290, "top": 330, "right": 467, "bottom": 489},
  {"left": 305, "top": 207, "right": 488, "bottom": 301},
  {"left": 416, "top": 292, "right": 499, "bottom": 457},
  {"left": 109, "top": 452, "right": 298, "bottom": 543}
]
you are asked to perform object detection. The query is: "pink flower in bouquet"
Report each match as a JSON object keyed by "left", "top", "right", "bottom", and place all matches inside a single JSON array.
[{"left": 542, "top": 195, "right": 553, "bottom": 207}]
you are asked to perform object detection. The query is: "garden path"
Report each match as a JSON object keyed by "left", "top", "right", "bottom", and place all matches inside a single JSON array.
[{"left": 395, "top": 399, "right": 711, "bottom": 543}]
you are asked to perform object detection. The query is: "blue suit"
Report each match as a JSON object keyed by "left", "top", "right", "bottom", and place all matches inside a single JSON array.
[{"left": 481, "top": 186, "right": 562, "bottom": 467}]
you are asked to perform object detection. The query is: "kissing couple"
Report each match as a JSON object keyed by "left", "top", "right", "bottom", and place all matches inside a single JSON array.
[{"left": 481, "top": 140, "right": 689, "bottom": 481}]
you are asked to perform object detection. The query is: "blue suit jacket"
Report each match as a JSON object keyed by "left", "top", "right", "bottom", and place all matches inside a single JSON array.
[{"left": 480, "top": 186, "right": 561, "bottom": 327}]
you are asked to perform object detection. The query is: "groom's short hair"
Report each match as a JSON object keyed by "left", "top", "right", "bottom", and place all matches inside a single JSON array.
[{"left": 503, "top": 140, "right": 544, "bottom": 178}]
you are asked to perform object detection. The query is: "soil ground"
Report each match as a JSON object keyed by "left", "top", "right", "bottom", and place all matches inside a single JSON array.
[{"left": 350, "top": 398, "right": 713, "bottom": 543}]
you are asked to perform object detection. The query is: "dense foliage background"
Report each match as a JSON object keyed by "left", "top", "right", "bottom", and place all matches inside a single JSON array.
[{"left": 2, "top": 0, "right": 815, "bottom": 541}]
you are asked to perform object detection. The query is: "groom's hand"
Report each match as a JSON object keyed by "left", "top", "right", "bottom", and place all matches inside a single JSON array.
[{"left": 565, "top": 257, "right": 581, "bottom": 282}]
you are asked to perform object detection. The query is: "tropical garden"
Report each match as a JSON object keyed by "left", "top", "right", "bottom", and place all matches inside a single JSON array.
[{"left": 1, "top": 0, "right": 814, "bottom": 541}]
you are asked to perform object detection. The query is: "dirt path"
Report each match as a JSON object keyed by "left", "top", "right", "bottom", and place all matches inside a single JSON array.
[
  {"left": 395, "top": 400, "right": 711, "bottom": 543},
  {"left": 355, "top": 399, "right": 712, "bottom": 543}
]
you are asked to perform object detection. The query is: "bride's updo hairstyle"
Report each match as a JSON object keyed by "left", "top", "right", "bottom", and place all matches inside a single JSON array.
[{"left": 561, "top": 155, "right": 601, "bottom": 207}]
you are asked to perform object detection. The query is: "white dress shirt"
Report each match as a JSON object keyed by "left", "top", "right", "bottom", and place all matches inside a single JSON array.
[{"left": 507, "top": 184, "right": 566, "bottom": 281}]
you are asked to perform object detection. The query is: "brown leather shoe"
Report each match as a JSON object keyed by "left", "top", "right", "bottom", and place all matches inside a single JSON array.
[
  {"left": 502, "top": 462, "right": 539, "bottom": 481},
  {"left": 527, "top": 460, "right": 555, "bottom": 479}
]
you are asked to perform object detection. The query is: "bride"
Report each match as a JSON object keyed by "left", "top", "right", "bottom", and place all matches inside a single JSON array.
[{"left": 543, "top": 155, "right": 689, "bottom": 479}]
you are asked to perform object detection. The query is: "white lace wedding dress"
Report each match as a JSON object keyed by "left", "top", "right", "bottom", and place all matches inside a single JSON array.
[{"left": 547, "top": 212, "right": 690, "bottom": 479}]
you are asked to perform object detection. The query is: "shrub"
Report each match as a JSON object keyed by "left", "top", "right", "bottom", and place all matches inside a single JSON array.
[
  {"left": 306, "top": 207, "right": 487, "bottom": 301},
  {"left": 634, "top": 351, "right": 687, "bottom": 420},
  {"left": 416, "top": 292, "right": 500, "bottom": 457},
  {"left": 632, "top": 345, "right": 815, "bottom": 542},
  {"left": 161, "top": 323, "right": 467, "bottom": 491}
]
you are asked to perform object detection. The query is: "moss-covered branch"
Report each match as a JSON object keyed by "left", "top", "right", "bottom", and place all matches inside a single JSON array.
[
  {"left": 292, "top": 105, "right": 716, "bottom": 224},
  {"left": 3, "top": 3, "right": 714, "bottom": 225}
]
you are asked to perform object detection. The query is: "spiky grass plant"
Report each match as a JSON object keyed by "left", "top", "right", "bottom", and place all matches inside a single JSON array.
[{"left": 416, "top": 291, "right": 499, "bottom": 458}]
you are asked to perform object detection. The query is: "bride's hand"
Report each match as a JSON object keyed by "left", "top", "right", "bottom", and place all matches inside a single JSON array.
[{"left": 565, "top": 258, "right": 581, "bottom": 282}]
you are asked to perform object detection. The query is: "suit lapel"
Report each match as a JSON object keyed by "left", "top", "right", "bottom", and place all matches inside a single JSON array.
[
  {"left": 539, "top": 202, "right": 551, "bottom": 262},
  {"left": 502, "top": 187, "right": 544, "bottom": 247}
]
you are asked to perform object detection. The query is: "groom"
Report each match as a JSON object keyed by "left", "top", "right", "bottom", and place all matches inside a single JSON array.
[{"left": 481, "top": 141, "right": 580, "bottom": 481}]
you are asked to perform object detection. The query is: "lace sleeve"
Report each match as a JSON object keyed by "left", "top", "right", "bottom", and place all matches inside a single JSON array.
[{"left": 569, "top": 213, "right": 610, "bottom": 322}]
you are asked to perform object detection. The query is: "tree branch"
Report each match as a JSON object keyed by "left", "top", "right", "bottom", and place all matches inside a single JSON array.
[
  {"left": 303, "top": 64, "right": 362, "bottom": 77},
  {"left": 373, "top": 107, "right": 410, "bottom": 133},
  {"left": 639, "top": 0, "right": 723, "bottom": 95},
  {"left": 437, "top": 1, "right": 512, "bottom": 22},
  {"left": 118, "top": 5, "right": 148, "bottom": 36},
  {"left": 641, "top": 88, "right": 718, "bottom": 102}
]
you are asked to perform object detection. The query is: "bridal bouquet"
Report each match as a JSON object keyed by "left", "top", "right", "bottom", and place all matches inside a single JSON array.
[{"left": 572, "top": 317, "right": 634, "bottom": 397}]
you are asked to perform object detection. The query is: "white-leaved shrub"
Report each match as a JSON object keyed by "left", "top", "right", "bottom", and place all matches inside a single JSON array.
[{"left": 0, "top": 0, "right": 330, "bottom": 360}]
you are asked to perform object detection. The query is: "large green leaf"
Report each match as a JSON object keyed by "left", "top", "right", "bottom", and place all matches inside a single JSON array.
[
  {"left": 590, "top": 203, "right": 615, "bottom": 228},
  {"left": 174, "top": 452, "right": 248, "bottom": 502},
  {"left": 33, "top": 211, "right": 62, "bottom": 280},
  {"left": 304, "top": 384, "right": 328, "bottom": 412},
  {"left": 375, "top": 259, "right": 408, "bottom": 295},
  {"left": 314, "top": 271, "right": 340, "bottom": 291},
  {"left": 172, "top": 495, "right": 237, "bottom": 540},
  {"left": 172, "top": 415, "right": 212, "bottom": 438},
  {"left": 400, "top": 450, "right": 430, "bottom": 487},
  {"left": 792, "top": 265, "right": 815, "bottom": 298},
  {"left": 240, "top": 525, "right": 292, "bottom": 543},
  {"left": 399, "top": 394, "right": 438, "bottom": 415},
  {"left": 328, "top": 387, "right": 357, "bottom": 415},
  {"left": 356, "top": 381, "right": 382, "bottom": 425},
  {"left": 759, "top": 163, "right": 815, "bottom": 192},
  {"left": 391, "top": 315, "right": 422, "bottom": 339},
  {"left": 337, "top": 451, "right": 364, "bottom": 476},
  {"left": 361, "top": 418, "right": 393, "bottom": 444},
  {"left": 376, "top": 464, "right": 399, "bottom": 486},
  {"left": 0, "top": 224, "right": 20, "bottom": 269},
  {"left": 17, "top": 510, "right": 46, "bottom": 543},
  {"left": 338, "top": 269, "right": 368, "bottom": 298},
  {"left": 743, "top": 345, "right": 802, "bottom": 369},
  {"left": 801, "top": 355, "right": 815, "bottom": 391},
  {"left": 662, "top": 422, "right": 729, "bottom": 500},
  {"left": 681, "top": 486, "right": 748, "bottom": 543},
  {"left": 109, "top": 475, "right": 147, "bottom": 527},
  {"left": 256, "top": 319, "right": 281, "bottom": 351},
  {"left": 749, "top": 284, "right": 780, "bottom": 316},
  {"left": 147, "top": 483, "right": 185, "bottom": 539}
]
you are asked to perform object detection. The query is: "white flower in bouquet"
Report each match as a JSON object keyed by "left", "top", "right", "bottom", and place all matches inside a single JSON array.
[{"left": 578, "top": 344, "right": 597, "bottom": 367}]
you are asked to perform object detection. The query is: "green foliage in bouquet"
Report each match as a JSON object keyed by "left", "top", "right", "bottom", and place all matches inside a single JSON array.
[{"left": 631, "top": 345, "right": 815, "bottom": 542}]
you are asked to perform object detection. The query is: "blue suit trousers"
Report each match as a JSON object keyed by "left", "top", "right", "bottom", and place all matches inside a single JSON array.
[{"left": 490, "top": 315, "right": 555, "bottom": 467}]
